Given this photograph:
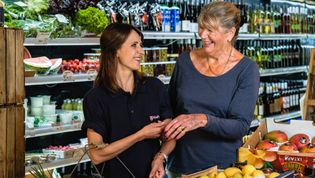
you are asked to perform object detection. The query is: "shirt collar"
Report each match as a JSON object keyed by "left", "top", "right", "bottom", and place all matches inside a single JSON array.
[{"left": 109, "top": 72, "right": 146, "bottom": 98}]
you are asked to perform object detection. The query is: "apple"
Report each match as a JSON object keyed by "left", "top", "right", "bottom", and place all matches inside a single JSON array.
[
  {"left": 256, "top": 140, "right": 277, "bottom": 150},
  {"left": 264, "top": 130, "right": 288, "bottom": 143},
  {"left": 289, "top": 133, "right": 310, "bottom": 150},
  {"left": 279, "top": 142, "right": 298, "bottom": 152}
]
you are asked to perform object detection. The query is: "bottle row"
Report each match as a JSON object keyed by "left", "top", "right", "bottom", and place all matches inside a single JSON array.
[
  {"left": 254, "top": 80, "right": 307, "bottom": 119},
  {"left": 97, "top": 0, "right": 315, "bottom": 33},
  {"left": 236, "top": 39, "right": 309, "bottom": 69}
]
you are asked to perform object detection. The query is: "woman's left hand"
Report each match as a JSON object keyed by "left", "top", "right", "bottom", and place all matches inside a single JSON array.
[
  {"left": 164, "top": 114, "right": 208, "bottom": 140},
  {"left": 149, "top": 155, "right": 165, "bottom": 178}
]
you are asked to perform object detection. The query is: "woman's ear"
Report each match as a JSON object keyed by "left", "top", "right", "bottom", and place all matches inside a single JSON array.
[{"left": 227, "top": 27, "right": 236, "bottom": 42}]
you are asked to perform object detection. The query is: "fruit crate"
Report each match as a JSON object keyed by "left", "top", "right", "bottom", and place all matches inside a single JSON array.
[
  {"left": 181, "top": 166, "right": 217, "bottom": 178},
  {"left": 239, "top": 119, "right": 315, "bottom": 176}
]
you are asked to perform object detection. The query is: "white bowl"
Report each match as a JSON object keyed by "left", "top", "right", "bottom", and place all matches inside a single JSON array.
[
  {"left": 42, "top": 104, "right": 56, "bottom": 115},
  {"left": 31, "top": 97, "right": 43, "bottom": 107},
  {"left": 31, "top": 107, "right": 42, "bottom": 116},
  {"left": 59, "top": 112, "right": 73, "bottom": 124}
]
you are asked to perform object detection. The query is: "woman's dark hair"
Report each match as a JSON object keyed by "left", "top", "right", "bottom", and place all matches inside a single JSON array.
[{"left": 94, "top": 23, "right": 144, "bottom": 93}]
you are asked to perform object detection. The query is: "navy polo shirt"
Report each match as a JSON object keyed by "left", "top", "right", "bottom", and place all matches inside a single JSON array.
[{"left": 82, "top": 75, "right": 173, "bottom": 178}]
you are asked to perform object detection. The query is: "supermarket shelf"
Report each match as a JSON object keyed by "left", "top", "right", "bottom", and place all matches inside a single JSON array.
[
  {"left": 25, "top": 154, "right": 90, "bottom": 174},
  {"left": 265, "top": 111, "right": 301, "bottom": 122},
  {"left": 25, "top": 73, "right": 96, "bottom": 86},
  {"left": 26, "top": 73, "right": 171, "bottom": 86},
  {"left": 141, "top": 61, "right": 176, "bottom": 65},
  {"left": 24, "top": 38, "right": 100, "bottom": 46},
  {"left": 260, "top": 66, "right": 308, "bottom": 77},
  {"left": 25, "top": 122, "right": 83, "bottom": 139},
  {"left": 143, "top": 31, "right": 195, "bottom": 39},
  {"left": 259, "top": 34, "right": 308, "bottom": 40},
  {"left": 24, "top": 33, "right": 315, "bottom": 46},
  {"left": 308, "top": 34, "right": 315, "bottom": 39},
  {"left": 250, "top": 111, "right": 301, "bottom": 128},
  {"left": 237, "top": 33, "right": 260, "bottom": 40}
]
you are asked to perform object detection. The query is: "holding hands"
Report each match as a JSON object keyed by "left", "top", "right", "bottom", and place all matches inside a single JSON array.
[
  {"left": 164, "top": 114, "right": 208, "bottom": 140},
  {"left": 138, "top": 121, "right": 167, "bottom": 140}
]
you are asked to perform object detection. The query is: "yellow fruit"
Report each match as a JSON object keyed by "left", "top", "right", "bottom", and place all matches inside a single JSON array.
[
  {"left": 267, "top": 172, "right": 280, "bottom": 178},
  {"left": 242, "top": 164, "right": 256, "bottom": 175},
  {"left": 243, "top": 175, "right": 253, "bottom": 178},
  {"left": 208, "top": 171, "right": 218, "bottom": 178},
  {"left": 215, "top": 172, "right": 227, "bottom": 178},
  {"left": 251, "top": 170, "right": 265, "bottom": 178},
  {"left": 199, "top": 176, "right": 209, "bottom": 178},
  {"left": 223, "top": 167, "right": 241, "bottom": 177},
  {"left": 232, "top": 172, "right": 243, "bottom": 178}
]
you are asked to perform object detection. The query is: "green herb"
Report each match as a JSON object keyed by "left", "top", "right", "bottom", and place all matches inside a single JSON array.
[{"left": 75, "top": 7, "right": 108, "bottom": 35}]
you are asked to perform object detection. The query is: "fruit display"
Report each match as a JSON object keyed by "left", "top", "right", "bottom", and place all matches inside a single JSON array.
[
  {"left": 60, "top": 58, "right": 99, "bottom": 74},
  {"left": 240, "top": 119, "right": 315, "bottom": 176},
  {"left": 197, "top": 165, "right": 280, "bottom": 178}
]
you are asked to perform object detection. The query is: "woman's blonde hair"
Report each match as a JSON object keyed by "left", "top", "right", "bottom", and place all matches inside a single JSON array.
[{"left": 198, "top": 1, "right": 241, "bottom": 42}]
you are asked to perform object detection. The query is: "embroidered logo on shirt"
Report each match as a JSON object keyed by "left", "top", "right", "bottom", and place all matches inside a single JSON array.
[{"left": 149, "top": 115, "right": 160, "bottom": 123}]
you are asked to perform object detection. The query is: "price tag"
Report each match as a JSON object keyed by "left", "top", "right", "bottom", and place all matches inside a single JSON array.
[
  {"left": 55, "top": 14, "right": 69, "bottom": 24},
  {"left": 35, "top": 32, "right": 50, "bottom": 44},
  {"left": 63, "top": 70, "right": 74, "bottom": 81},
  {"left": 87, "top": 69, "right": 98, "bottom": 80}
]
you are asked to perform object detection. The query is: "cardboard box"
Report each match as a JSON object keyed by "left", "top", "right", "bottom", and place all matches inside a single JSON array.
[
  {"left": 182, "top": 166, "right": 217, "bottom": 178},
  {"left": 240, "top": 119, "right": 315, "bottom": 175}
]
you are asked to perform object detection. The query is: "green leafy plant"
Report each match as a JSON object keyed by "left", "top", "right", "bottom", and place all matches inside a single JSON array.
[
  {"left": 29, "top": 164, "right": 51, "bottom": 178},
  {"left": 75, "top": 7, "right": 109, "bottom": 35}
]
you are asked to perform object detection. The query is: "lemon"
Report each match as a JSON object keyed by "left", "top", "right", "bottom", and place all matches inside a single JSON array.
[
  {"left": 215, "top": 172, "right": 227, "bottom": 178},
  {"left": 208, "top": 171, "right": 218, "bottom": 178},
  {"left": 242, "top": 164, "right": 256, "bottom": 175},
  {"left": 243, "top": 175, "right": 253, "bottom": 178},
  {"left": 199, "top": 176, "right": 209, "bottom": 178},
  {"left": 223, "top": 167, "right": 241, "bottom": 177},
  {"left": 251, "top": 170, "right": 265, "bottom": 178},
  {"left": 232, "top": 172, "right": 243, "bottom": 178},
  {"left": 267, "top": 172, "right": 280, "bottom": 178}
]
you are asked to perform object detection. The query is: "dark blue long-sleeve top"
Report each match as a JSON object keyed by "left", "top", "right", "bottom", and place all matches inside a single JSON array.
[{"left": 167, "top": 52, "right": 260, "bottom": 174}]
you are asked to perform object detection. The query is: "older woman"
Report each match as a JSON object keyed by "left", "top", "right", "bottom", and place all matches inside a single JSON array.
[{"left": 151, "top": 1, "right": 260, "bottom": 177}]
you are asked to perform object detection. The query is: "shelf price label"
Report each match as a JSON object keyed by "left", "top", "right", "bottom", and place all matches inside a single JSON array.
[
  {"left": 63, "top": 70, "right": 74, "bottom": 81},
  {"left": 87, "top": 69, "right": 97, "bottom": 80},
  {"left": 35, "top": 32, "right": 50, "bottom": 44}
]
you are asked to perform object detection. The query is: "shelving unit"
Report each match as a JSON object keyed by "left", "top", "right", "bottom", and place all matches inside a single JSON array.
[
  {"left": 25, "top": 155, "right": 90, "bottom": 174},
  {"left": 250, "top": 111, "right": 301, "bottom": 128},
  {"left": 259, "top": 66, "right": 308, "bottom": 77},
  {"left": 23, "top": 33, "right": 315, "bottom": 46},
  {"left": 25, "top": 122, "right": 83, "bottom": 139}
]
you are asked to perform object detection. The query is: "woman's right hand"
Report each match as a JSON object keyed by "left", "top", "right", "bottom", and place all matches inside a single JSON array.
[{"left": 137, "top": 121, "right": 166, "bottom": 140}]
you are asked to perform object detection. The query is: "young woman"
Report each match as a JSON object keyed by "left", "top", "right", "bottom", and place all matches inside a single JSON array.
[{"left": 82, "top": 23, "right": 175, "bottom": 178}]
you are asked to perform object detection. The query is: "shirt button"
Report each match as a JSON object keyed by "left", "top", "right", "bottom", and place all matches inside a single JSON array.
[{"left": 130, "top": 110, "right": 134, "bottom": 114}]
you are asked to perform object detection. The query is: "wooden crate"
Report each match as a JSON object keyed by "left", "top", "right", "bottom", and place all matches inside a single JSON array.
[
  {"left": 0, "top": 27, "right": 25, "bottom": 105},
  {"left": 303, "top": 48, "right": 315, "bottom": 120},
  {"left": 0, "top": 105, "right": 25, "bottom": 177}
]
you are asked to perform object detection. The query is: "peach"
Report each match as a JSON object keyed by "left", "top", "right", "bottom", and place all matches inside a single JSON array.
[
  {"left": 289, "top": 133, "right": 310, "bottom": 150},
  {"left": 264, "top": 130, "right": 288, "bottom": 143}
]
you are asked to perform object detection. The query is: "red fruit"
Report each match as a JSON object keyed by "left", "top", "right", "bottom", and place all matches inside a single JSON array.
[
  {"left": 289, "top": 133, "right": 310, "bottom": 150},
  {"left": 279, "top": 142, "right": 298, "bottom": 152},
  {"left": 256, "top": 140, "right": 277, "bottom": 150},
  {"left": 62, "top": 60, "right": 67, "bottom": 65},
  {"left": 264, "top": 130, "right": 288, "bottom": 143},
  {"left": 300, "top": 144, "right": 315, "bottom": 153}
]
